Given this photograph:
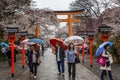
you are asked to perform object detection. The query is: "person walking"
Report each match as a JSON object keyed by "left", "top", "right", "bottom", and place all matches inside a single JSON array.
[
  {"left": 100, "top": 44, "right": 114, "bottom": 80},
  {"left": 27, "top": 44, "right": 40, "bottom": 79},
  {"left": 66, "top": 43, "right": 76, "bottom": 80},
  {"left": 7, "top": 48, "right": 11, "bottom": 66},
  {"left": 14, "top": 48, "right": 18, "bottom": 62},
  {"left": 55, "top": 42, "right": 65, "bottom": 76},
  {"left": 26, "top": 45, "right": 33, "bottom": 76},
  {"left": 7, "top": 48, "right": 17, "bottom": 66},
  {"left": 41, "top": 45, "right": 44, "bottom": 56}
]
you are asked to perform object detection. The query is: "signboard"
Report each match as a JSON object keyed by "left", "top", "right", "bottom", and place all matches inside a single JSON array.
[
  {"left": 87, "top": 31, "right": 95, "bottom": 36},
  {"left": 17, "top": 31, "right": 28, "bottom": 37},
  {"left": 28, "top": 34, "right": 34, "bottom": 39},
  {"left": 99, "top": 27, "right": 112, "bottom": 32},
  {"left": 5, "top": 27, "right": 19, "bottom": 33},
  {"left": 99, "top": 24, "right": 112, "bottom": 32},
  {"left": 80, "top": 34, "right": 86, "bottom": 39}
]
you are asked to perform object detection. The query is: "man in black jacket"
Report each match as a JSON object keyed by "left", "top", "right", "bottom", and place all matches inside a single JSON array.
[
  {"left": 55, "top": 42, "right": 65, "bottom": 76},
  {"left": 7, "top": 48, "right": 18, "bottom": 66}
]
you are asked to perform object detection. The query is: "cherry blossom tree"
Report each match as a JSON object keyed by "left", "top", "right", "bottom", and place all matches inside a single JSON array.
[
  {"left": 0, "top": 0, "right": 59, "bottom": 40},
  {"left": 0, "top": 0, "right": 31, "bottom": 37},
  {"left": 70, "top": 0, "right": 119, "bottom": 31},
  {"left": 99, "top": 7, "right": 120, "bottom": 33}
]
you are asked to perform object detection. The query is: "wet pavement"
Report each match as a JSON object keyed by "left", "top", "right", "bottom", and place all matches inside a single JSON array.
[
  {"left": 36, "top": 48, "right": 99, "bottom": 80},
  {"left": 0, "top": 48, "right": 100, "bottom": 80},
  {"left": 0, "top": 54, "right": 29, "bottom": 80}
]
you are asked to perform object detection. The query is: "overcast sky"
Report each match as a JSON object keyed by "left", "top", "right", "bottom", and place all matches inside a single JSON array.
[
  {"left": 32, "top": 0, "right": 75, "bottom": 27},
  {"left": 33, "top": 0, "right": 75, "bottom": 10}
]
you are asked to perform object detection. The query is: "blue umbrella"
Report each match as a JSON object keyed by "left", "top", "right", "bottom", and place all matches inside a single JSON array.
[
  {"left": 0, "top": 42, "right": 9, "bottom": 48},
  {"left": 28, "top": 38, "right": 45, "bottom": 45},
  {"left": 95, "top": 41, "right": 113, "bottom": 56}
]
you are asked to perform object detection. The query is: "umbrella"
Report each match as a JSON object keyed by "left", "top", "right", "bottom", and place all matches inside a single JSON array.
[
  {"left": 28, "top": 38, "right": 45, "bottom": 45},
  {"left": 21, "top": 39, "right": 35, "bottom": 45},
  {"left": 21, "top": 42, "right": 35, "bottom": 45},
  {"left": 0, "top": 42, "right": 9, "bottom": 48},
  {"left": 21, "top": 39, "right": 29, "bottom": 43},
  {"left": 95, "top": 41, "right": 113, "bottom": 56},
  {"left": 50, "top": 38, "right": 67, "bottom": 50},
  {"left": 79, "top": 43, "right": 88, "bottom": 48},
  {"left": 64, "top": 36, "right": 84, "bottom": 45}
]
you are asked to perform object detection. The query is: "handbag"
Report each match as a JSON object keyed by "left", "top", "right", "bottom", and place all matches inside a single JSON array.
[
  {"left": 75, "top": 54, "right": 80, "bottom": 64},
  {"left": 37, "top": 58, "right": 41, "bottom": 65},
  {"left": 96, "top": 55, "right": 107, "bottom": 66}
]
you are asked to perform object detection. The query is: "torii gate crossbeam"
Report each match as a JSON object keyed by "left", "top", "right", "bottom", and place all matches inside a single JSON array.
[{"left": 54, "top": 9, "right": 84, "bottom": 36}]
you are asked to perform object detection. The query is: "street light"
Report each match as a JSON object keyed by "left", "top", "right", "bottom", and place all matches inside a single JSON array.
[
  {"left": 99, "top": 24, "right": 112, "bottom": 42},
  {"left": 17, "top": 31, "right": 28, "bottom": 68},
  {"left": 80, "top": 33, "right": 86, "bottom": 63},
  {"left": 87, "top": 30, "right": 95, "bottom": 67},
  {"left": 5, "top": 27, "right": 19, "bottom": 77}
]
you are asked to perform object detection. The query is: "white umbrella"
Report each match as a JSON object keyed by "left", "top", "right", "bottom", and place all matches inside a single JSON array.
[
  {"left": 21, "top": 39, "right": 35, "bottom": 45},
  {"left": 64, "top": 36, "right": 84, "bottom": 45},
  {"left": 21, "top": 39, "right": 29, "bottom": 43},
  {"left": 79, "top": 43, "right": 88, "bottom": 48}
]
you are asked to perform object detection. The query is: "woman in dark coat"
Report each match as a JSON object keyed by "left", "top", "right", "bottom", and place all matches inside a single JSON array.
[{"left": 27, "top": 44, "right": 40, "bottom": 79}]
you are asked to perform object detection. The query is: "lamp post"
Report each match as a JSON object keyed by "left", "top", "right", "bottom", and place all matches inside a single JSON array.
[
  {"left": 87, "top": 31, "right": 95, "bottom": 67},
  {"left": 35, "top": 18, "right": 40, "bottom": 38},
  {"left": 18, "top": 31, "right": 28, "bottom": 68},
  {"left": 99, "top": 24, "right": 112, "bottom": 42},
  {"left": 80, "top": 33, "right": 86, "bottom": 63},
  {"left": 5, "top": 27, "right": 19, "bottom": 77}
]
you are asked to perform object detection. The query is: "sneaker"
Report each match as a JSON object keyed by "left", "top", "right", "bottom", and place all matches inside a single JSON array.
[{"left": 34, "top": 76, "right": 37, "bottom": 79}]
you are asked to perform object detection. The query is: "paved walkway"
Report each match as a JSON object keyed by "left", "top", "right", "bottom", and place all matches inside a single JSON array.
[
  {"left": 36, "top": 48, "right": 99, "bottom": 80},
  {"left": 0, "top": 48, "right": 100, "bottom": 80}
]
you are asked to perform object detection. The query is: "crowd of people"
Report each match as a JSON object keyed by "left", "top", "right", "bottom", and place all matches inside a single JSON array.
[
  {"left": 0, "top": 43, "right": 44, "bottom": 79},
  {"left": 1, "top": 44, "right": 18, "bottom": 66},
  {"left": 52, "top": 42, "right": 114, "bottom": 80},
  {"left": 0, "top": 41, "right": 114, "bottom": 80}
]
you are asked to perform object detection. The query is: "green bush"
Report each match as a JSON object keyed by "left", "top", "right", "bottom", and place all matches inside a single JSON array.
[
  {"left": 92, "top": 38, "right": 103, "bottom": 55},
  {"left": 109, "top": 34, "right": 120, "bottom": 63},
  {"left": 92, "top": 45, "right": 97, "bottom": 54}
]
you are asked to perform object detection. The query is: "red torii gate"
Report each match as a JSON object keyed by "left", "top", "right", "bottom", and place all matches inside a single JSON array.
[{"left": 54, "top": 9, "right": 84, "bottom": 36}]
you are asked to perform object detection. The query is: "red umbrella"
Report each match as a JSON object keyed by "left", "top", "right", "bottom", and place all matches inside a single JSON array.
[{"left": 50, "top": 38, "right": 67, "bottom": 50}]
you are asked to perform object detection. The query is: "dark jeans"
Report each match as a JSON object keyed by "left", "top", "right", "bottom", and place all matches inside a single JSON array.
[
  {"left": 29, "top": 63, "right": 33, "bottom": 73},
  {"left": 42, "top": 51, "right": 44, "bottom": 56},
  {"left": 57, "top": 60, "right": 64, "bottom": 73},
  {"left": 8, "top": 58, "right": 16, "bottom": 66},
  {"left": 8, "top": 59, "right": 11, "bottom": 66},
  {"left": 14, "top": 55, "right": 16, "bottom": 62},
  {"left": 101, "top": 70, "right": 113, "bottom": 80},
  {"left": 32, "top": 63, "right": 38, "bottom": 76},
  {"left": 2, "top": 53, "right": 6, "bottom": 61},
  {"left": 68, "top": 63, "right": 76, "bottom": 78}
]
